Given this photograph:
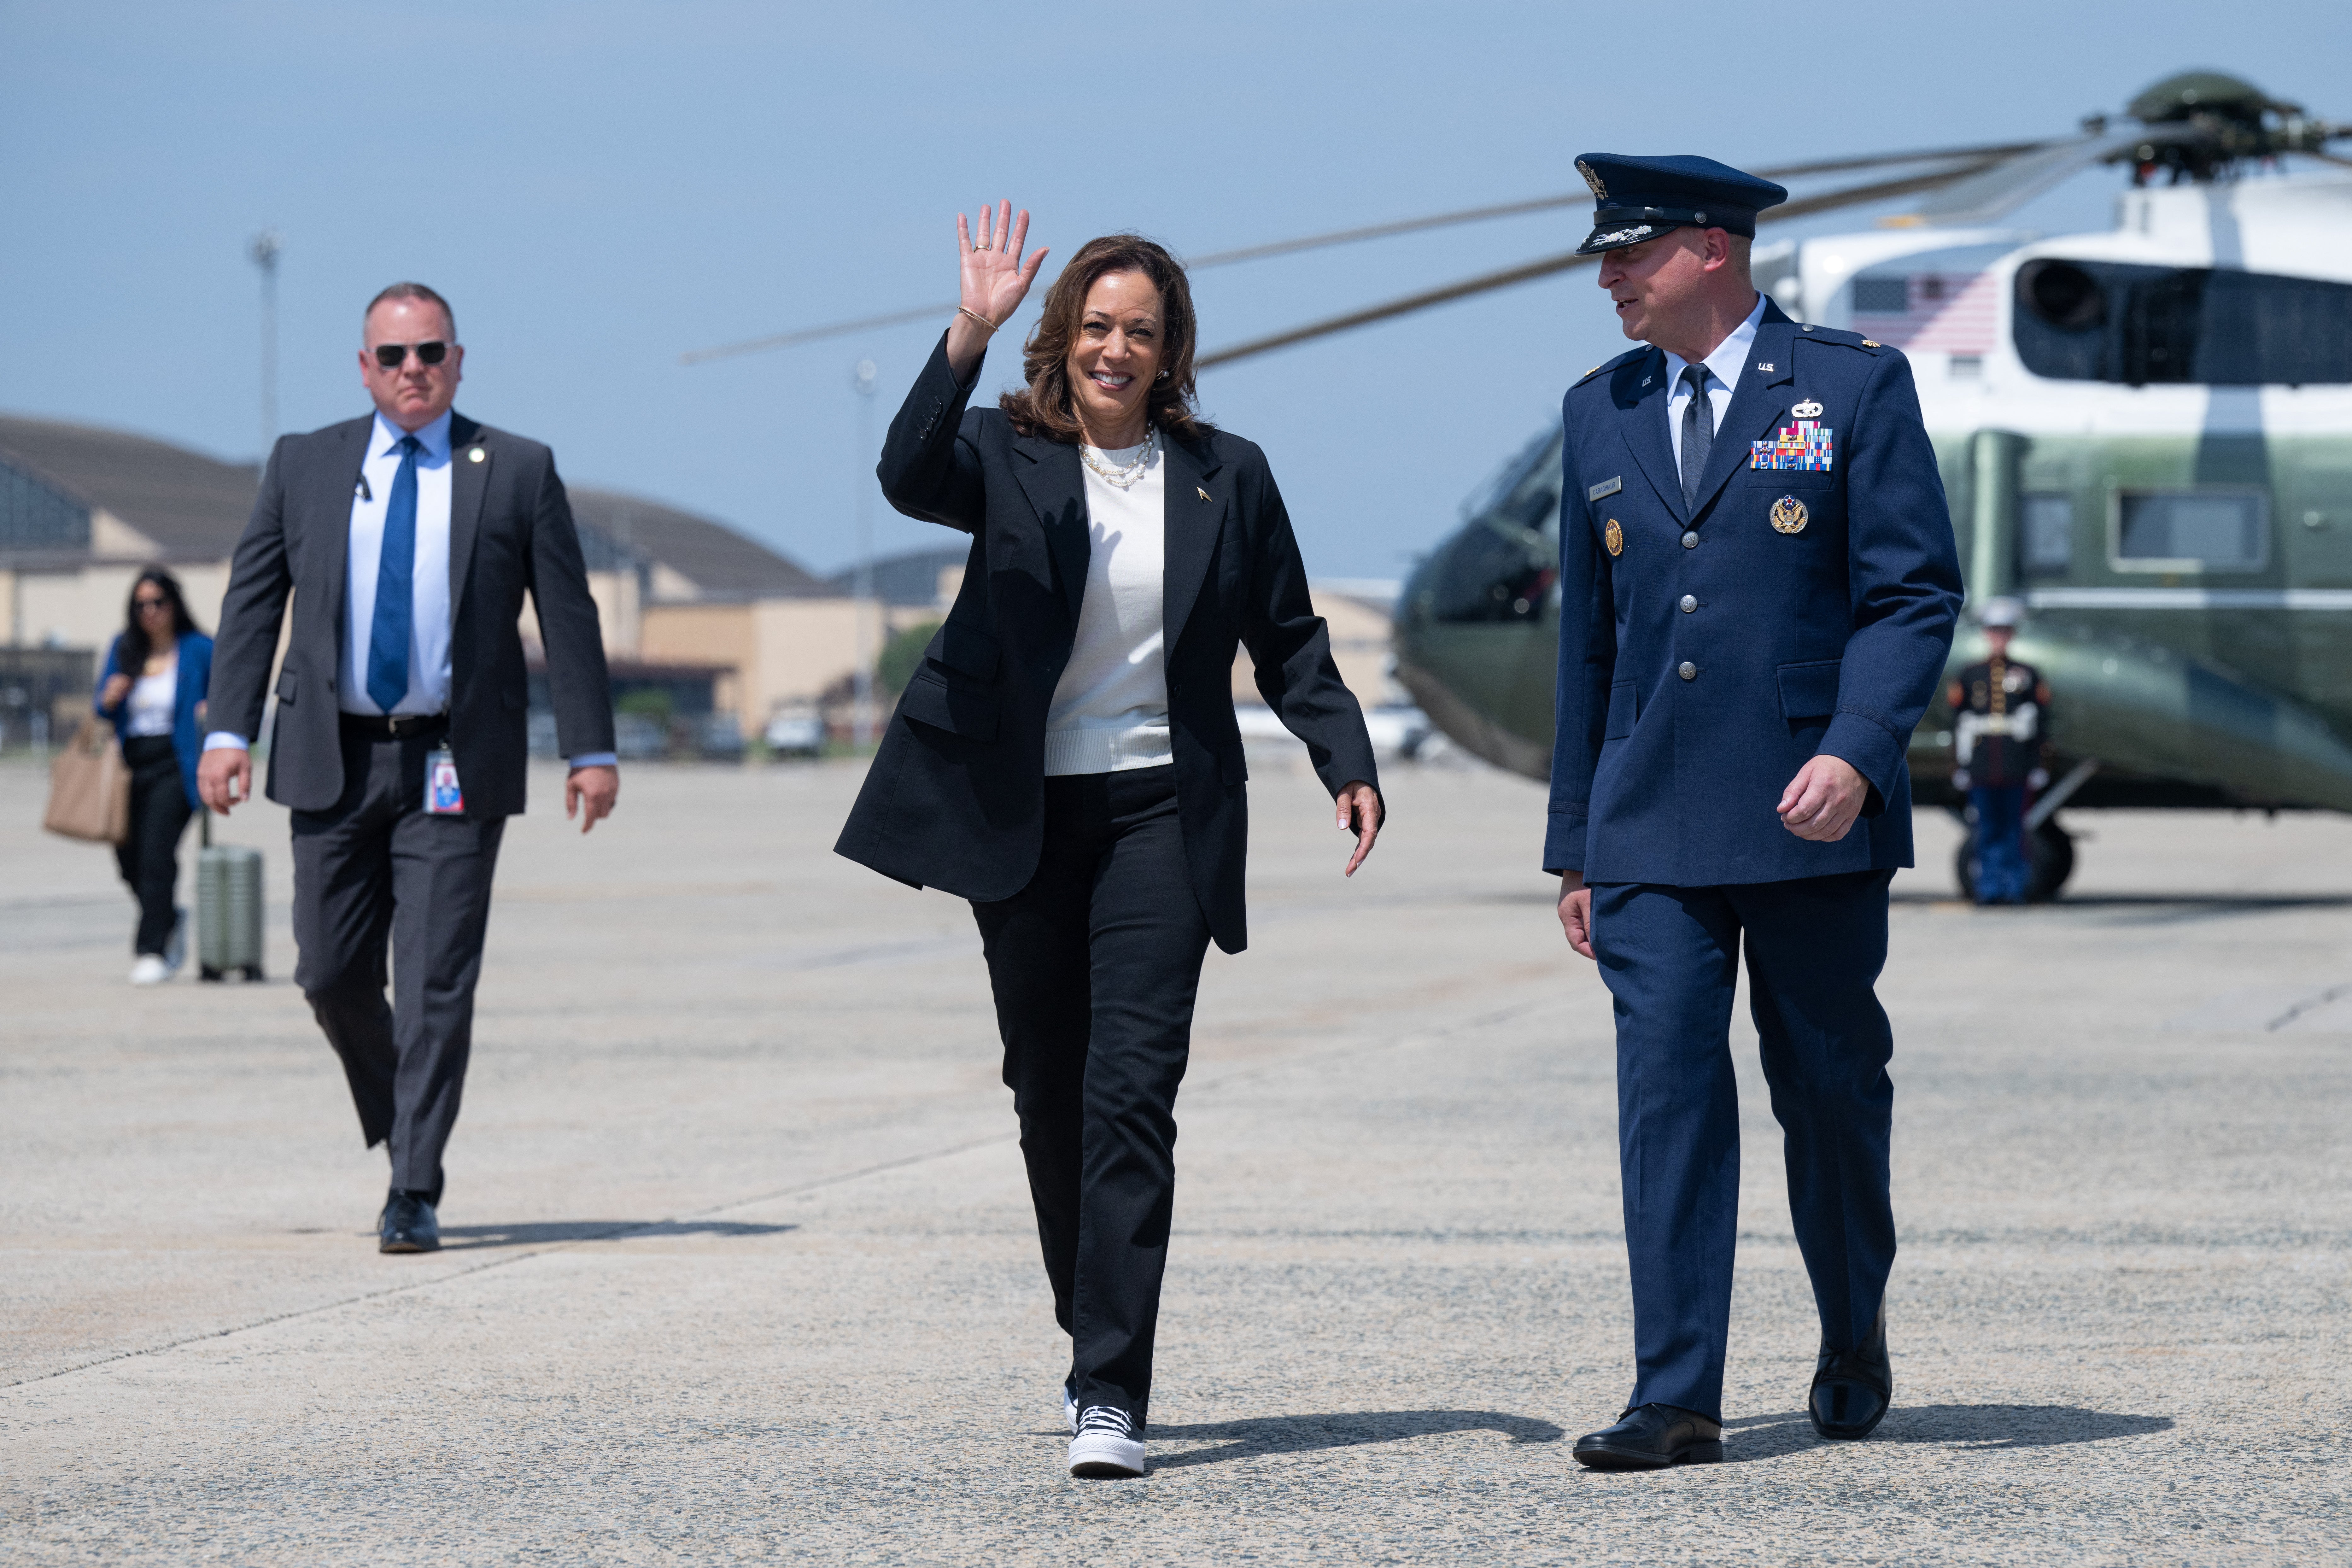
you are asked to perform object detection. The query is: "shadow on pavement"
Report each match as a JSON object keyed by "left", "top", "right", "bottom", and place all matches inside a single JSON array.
[
  {"left": 436, "top": 1219, "right": 798, "bottom": 1251},
  {"left": 1148, "top": 1409, "right": 1563, "bottom": 1468},
  {"left": 1723, "top": 1404, "right": 2173, "bottom": 1460}
]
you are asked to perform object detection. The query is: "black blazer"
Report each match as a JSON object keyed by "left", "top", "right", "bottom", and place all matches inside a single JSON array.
[
  {"left": 211, "top": 412, "right": 615, "bottom": 817},
  {"left": 835, "top": 335, "right": 1379, "bottom": 954}
]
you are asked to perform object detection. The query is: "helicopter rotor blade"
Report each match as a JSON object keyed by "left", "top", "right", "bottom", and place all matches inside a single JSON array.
[
  {"left": 681, "top": 139, "right": 2051, "bottom": 366},
  {"left": 1905, "top": 123, "right": 2206, "bottom": 227},
  {"left": 1195, "top": 160, "right": 2004, "bottom": 370}
]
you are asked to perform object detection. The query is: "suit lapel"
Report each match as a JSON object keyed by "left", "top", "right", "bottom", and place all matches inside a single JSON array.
[
  {"left": 1614, "top": 349, "right": 1683, "bottom": 519},
  {"left": 316, "top": 418, "right": 371, "bottom": 639},
  {"left": 1010, "top": 433, "right": 1091, "bottom": 628},
  {"left": 1159, "top": 436, "right": 1227, "bottom": 643},
  {"left": 447, "top": 412, "right": 489, "bottom": 609},
  {"left": 1689, "top": 310, "right": 1799, "bottom": 521}
]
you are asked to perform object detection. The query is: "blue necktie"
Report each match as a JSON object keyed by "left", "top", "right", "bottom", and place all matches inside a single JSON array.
[{"left": 366, "top": 435, "right": 422, "bottom": 713}]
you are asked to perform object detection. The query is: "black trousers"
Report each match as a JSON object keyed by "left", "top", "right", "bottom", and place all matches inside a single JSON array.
[
  {"left": 971, "top": 766, "right": 1213, "bottom": 1427},
  {"left": 116, "top": 734, "right": 193, "bottom": 956},
  {"left": 290, "top": 723, "right": 506, "bottom": 1202}
]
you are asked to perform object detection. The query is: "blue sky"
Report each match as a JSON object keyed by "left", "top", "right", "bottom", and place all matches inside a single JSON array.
[{"left": 5, "top": 1, "right": 2350, "bottom": 579}]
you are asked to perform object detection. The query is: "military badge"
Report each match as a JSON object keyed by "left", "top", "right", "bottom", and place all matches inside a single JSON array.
[
  {"left": 1577, "top": 159, "right": 1609, "bottom": 199},
  {"left": 1605, "top": 518, "right": 1624, "bottom": 556},
  {"left": 1770, "top": 497, "right": 1809, "bottom": 535},
  {"left": 1751, "top": 417, "right": 1834, "bottom": 471}
]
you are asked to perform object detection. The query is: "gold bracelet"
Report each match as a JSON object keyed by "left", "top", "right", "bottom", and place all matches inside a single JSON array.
[{"left": 956, "top": 306, "right": 999, "bottom": 334}]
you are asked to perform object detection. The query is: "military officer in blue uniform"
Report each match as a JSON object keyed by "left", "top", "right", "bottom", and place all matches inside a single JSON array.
[{"left": 1545, "top": 154, "right": 1964, "bottom": 1468}]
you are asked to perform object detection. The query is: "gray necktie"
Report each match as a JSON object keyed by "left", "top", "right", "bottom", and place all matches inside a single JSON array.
[{"left": 1679, "top": 364, "right": 1712, "bottom": 514}]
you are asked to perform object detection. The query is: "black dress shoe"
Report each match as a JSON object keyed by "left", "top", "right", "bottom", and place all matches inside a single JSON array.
[
  {"left": 1572, "top": 1403, "right": 1724, "bottom": 1469},
  {"left": 1810, "top": 1307, "right": 1891, "bottom": 1439},
  {"left": 378, "top": 1191, "right": 441, "bottom": 1254}
]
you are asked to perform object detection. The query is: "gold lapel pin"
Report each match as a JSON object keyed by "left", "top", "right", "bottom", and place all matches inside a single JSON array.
[{"left": 1197, "top": 487, "right": 1211, "bottom": 502}]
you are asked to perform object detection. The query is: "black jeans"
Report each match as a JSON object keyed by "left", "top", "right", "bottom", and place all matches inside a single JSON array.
[
  {"left": 290, "top": 723, "right": 506, "bottom": 1202},
  {"left": 971, "top": 765, "right": 1213, "bottom": 1428},
  {"left": 116, "top": 734, "right": 192, "bottom": 956}
]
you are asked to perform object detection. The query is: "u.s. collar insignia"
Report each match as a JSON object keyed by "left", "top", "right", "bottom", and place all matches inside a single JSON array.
[
  {"left": 1577, "top": 159, "right": 1608, "bottom": 199},
  {"left": 1770, "top": 496, "right": 1809, "bottom": 535},
  {"left": 1792, "top": 399, "right": 1823, "bottom": 419},
  {"left": 1605, "top": 518, "right": 1624, "bottom": 556}
]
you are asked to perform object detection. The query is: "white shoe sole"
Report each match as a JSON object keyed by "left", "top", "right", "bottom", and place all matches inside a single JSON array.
[{"left": 1068, "top": 1432, "right": 1146, "bottom": 1478}]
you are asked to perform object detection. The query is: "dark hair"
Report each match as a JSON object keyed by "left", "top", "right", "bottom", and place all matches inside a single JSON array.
[
  {"left": 1001, "top": 235, "right": 1206, "bottom": 444},
  {"left": 365, "top": 281, "right": 458, "bottom": 339},
  {"left": 120, "top": 566, "right": 199, "bottom": 673}
]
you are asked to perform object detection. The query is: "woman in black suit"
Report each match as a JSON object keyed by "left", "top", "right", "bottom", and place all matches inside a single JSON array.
[{"left": 837, "top": 202, "right": 1383, "bottom": 1479}]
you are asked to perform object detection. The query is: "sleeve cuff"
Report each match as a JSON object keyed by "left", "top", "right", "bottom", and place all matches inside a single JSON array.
[
  {"left": 1543, "top": 808, "right": 1589, "bottom": 875},
  {"left": 566, "top": 752, "right": 618, "bottom": 769},
  {"left": 202, "top": 732, "right": 250, "bottom": 752},
  {"left": 1819, "top": 711, "right": 1901, "bottom": 818}
]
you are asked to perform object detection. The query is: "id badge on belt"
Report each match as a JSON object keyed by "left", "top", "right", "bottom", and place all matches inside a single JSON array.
[{"left": 425, "top": 748, "right": 465, "bottom": 815}]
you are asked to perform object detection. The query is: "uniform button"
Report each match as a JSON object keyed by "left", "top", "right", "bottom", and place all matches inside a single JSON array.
[
  {"left": 1678, "top": 661, "right": 1697, "bottom": 681},
  {"left": 1681, "top": 530, "right": 1699, "bottom": 548},
  {"left": 1679, "top": 594, "right": 1697, "bottom": 613}
]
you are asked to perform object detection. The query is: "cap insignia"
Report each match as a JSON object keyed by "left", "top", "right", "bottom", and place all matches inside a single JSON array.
[
  {"left": 1593, "top": 224, "right": 1654, "bottom": 248},
  {"left": 1577, "top": 159, "right": 1609, "bottom": 200}
]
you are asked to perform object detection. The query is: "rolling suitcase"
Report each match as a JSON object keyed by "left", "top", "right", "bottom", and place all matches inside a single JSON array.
[{"left": 197, "top": 830, "right": 266, "bottom": 983}]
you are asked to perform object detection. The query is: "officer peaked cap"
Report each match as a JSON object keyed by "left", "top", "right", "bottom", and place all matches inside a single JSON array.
[{"left": 1573, "top": 154, "right": 1789, "bottom": 255}]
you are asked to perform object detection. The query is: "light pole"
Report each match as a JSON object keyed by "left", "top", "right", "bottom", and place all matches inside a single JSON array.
[
  {"left": 851, "top": 358, "right": 879, "bottom": 747},
  {"left": 249, "top": 229, "right": 284, "bottom": 464}
]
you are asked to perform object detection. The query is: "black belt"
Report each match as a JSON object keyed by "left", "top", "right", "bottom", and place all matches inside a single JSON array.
[{"left": 340, "top": 710, "right": 448, "bottom": 740}]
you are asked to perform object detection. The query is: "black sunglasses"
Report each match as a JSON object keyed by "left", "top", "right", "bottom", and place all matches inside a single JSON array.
[{"left": 372, "top": 340, "right": 450, "bottom": 369}]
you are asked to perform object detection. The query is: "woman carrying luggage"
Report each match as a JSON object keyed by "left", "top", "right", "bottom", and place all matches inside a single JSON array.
[{"left": 95, "top": 566, "right": 212, "bottom": 984}]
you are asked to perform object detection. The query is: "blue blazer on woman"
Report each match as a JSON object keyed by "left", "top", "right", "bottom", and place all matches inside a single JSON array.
[{"left": 96, "top": 631, "right": 213, "bottom": 810}]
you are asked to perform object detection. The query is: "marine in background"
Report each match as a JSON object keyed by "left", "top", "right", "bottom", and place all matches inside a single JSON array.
[{"left": 1949, "top": 597, "right": 2052, "bottom": 906}]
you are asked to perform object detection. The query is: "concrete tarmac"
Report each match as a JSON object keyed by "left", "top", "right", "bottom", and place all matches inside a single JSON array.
[{"left": 1, "top": 754, "right": 2345, "bottom": 1564}]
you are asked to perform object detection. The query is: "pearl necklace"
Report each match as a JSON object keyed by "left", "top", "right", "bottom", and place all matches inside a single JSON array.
[{"left": 1078, "top": 426, "right": 1157, "bottom": 489}]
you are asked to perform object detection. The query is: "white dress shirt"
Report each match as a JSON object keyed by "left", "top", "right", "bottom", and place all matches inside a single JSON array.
[
  {"left": 1662, "top": 291, "right": 1767, "bottom": 469},
  {"left": 341, "top": 410, "right": 456, "bottom": 716},
  {"left": 1044, "top": 437, "right": 1173, "bottom": 776}
]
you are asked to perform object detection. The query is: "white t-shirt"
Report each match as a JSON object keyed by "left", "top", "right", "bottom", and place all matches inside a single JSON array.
[
  {"left": 1044, "top": 436, "right": 1173, "bottom": 776},
  {"left": 124, "top": 649, "right": 178, "bottom": 738}
]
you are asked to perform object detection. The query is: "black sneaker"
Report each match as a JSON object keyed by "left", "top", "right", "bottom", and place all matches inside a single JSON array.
[{"left": 1068, "top": 1405, "right": 1145, "bottom": 1478}]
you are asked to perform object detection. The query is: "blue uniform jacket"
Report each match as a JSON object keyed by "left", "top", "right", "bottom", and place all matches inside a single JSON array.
[
  {"left": 96, "top": 631, "right": 213, "bottom": 811},
  {"left": 1544, "top": 300, "right": 1962, "bottom": 885}
]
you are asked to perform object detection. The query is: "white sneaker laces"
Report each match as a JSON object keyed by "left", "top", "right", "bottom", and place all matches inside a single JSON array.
[{"left": 1074, "top": 1406, "right": 1134, "bottom": 1439}]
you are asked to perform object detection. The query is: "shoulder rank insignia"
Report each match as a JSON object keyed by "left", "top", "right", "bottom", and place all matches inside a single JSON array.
[
  {"left": 1861, "top": 339, "right": 1882, "bottom": 348},
  {"left": 1770, "top": 497, "right": 1809, "bottom": 535},
  {"left": 1605, "top": 518, "right": 1623, "bottom": 555}
]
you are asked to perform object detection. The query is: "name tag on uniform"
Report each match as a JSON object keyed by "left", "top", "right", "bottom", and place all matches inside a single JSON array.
[
  {"left": 425, "top": 748, "right": 465, "bottom": 815},
  {"left": 1752, "top": 419, "right": 1834, "bottom": 471},
  {"left": 1587, "top": 476, "right": 1623, "bottom": 502}
]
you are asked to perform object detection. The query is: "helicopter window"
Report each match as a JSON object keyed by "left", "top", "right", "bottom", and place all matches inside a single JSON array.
[
  {"left": 1422, "top": 521, "right": 1558, "bottom": 624},
  {"left": 2112, "top": 491, "right": 2269, "bottom": 571},
  {"left": 2019, "top": 495, "right": 2074, "bottom": 576},
  {"left": 2014, "top": 259, "right": 2352, "bottom": 386}
]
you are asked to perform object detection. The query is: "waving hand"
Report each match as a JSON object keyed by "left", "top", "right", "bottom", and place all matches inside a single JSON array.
[{"left": 946, "top": 201, "right": 1048, "bottom": 379}]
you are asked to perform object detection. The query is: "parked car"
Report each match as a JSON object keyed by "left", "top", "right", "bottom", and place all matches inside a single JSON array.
[
  {"left": 613, "top": 712, "right": 668, "bottom": 760},
  {"left": 763, "top": 710, "right": 826, "bottom": 758}
]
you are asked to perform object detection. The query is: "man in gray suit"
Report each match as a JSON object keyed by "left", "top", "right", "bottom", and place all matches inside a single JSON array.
[{"left": 199, "top": 282, "right": 617, "bottom": 1253}]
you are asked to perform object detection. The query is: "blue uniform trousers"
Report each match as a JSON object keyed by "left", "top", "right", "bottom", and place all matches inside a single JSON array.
[
  {"left": 1591, "top": 869, "right": 1897, "bottom": 1422},
  {"left": 1969, "top": 785, "right": 2028, "bottom": 904}
]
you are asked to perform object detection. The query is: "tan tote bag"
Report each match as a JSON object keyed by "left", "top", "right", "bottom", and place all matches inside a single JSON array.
[{"left": 44, "top": 717, "right": 132, "bottom": 844}]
